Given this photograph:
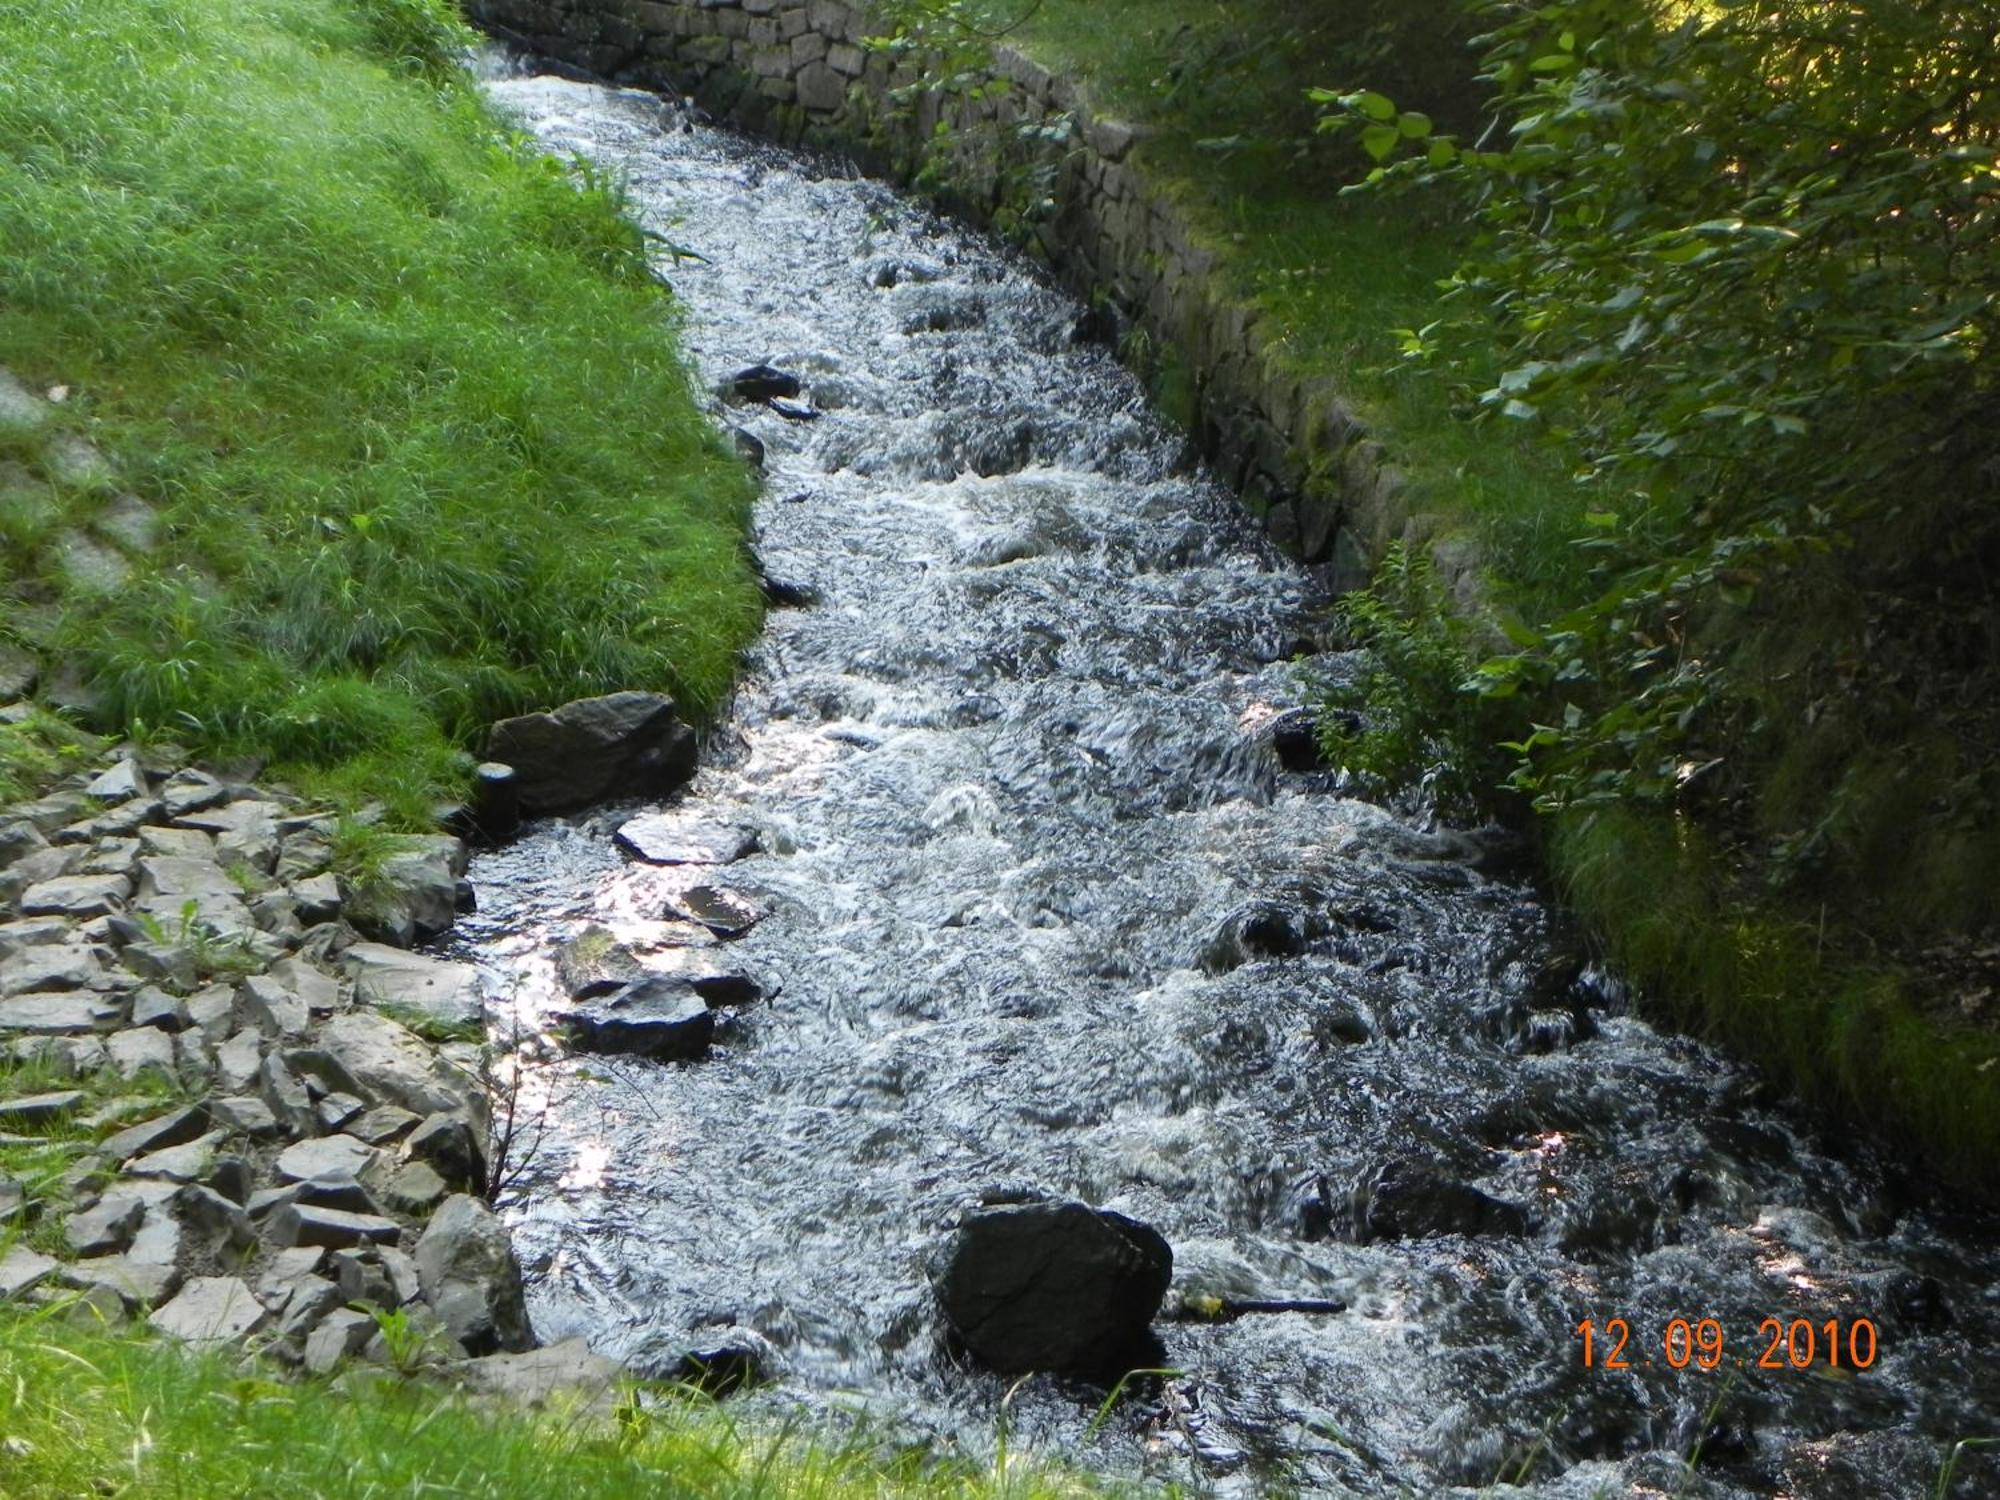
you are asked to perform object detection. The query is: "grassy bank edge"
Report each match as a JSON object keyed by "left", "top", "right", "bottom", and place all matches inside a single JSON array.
[{"left": 0, "top": 1304, "right": 1106, "bottom": 1499}]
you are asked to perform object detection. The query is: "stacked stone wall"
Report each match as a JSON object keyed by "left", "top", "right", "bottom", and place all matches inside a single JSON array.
[{"left": 472, "top": 0, "right": 1481, "bottom": 601}]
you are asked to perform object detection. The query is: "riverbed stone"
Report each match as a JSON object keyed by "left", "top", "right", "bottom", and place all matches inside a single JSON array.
[
  {"left": 485, "top": 692, "right": 698, "bottom": 814},
  {"left": 413, "top": 1194, "right": 531, "bottom": 1356},
  {"left": 150, "top": 1276, "right": 267, "bottom": 1347},
  {"left": 615, "top": 813, "right": 758, "bottom": 866},
  {"left": 936, "top": 1199, "right": 1173, "bottom": 1378},
  {"left": 559, "top": 975, "right": 715, "bottom": 1061},
  {"left": 552, "top": 925, "right": 646, "bottom": 1000},
  {"left": 84, "top": 759, "right": 146, "bottom": 802},
  {"left": 668, "top": 885, "right": 766, "bottom": 939},
  {"left": 0, "top": 941, "right": 106, "bottom": 995},
  {"left": 126, "top": 1131, "right": 225, "bottom": 1183}
]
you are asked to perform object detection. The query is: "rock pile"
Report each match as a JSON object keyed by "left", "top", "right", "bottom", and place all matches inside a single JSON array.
[{"left": 0, "top": 729, "right": 537, "bottom": 1379}]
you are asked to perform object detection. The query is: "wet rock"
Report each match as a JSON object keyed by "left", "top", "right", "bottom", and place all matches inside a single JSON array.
[
  {"left": 342, "top": 942, "right": 484, "bottom": 1027},
  {"left": 1264, "top": 708, "right": 1326, "bottom": 772},
  {"left": 668, "top": 885, "right": 765, "bottom": 940},
  {"left": 552, "top": 925, "right": 646, "bottom": 1000},
  {"left": 559, "top": 975, "right": 716, "bottom": 1061},
  {"left": 1350, "top": 1160, "right": 1532, "bottom": 1242},
  {"left": 413, "top": 1194, "right": 531, "bottom": 1356},
  {"left": 632, "top": 1327, "right": 775, "bottom": 1395},
  {"left": 721, "top": 364, "right": 801, "bottom": 402},
  {"left": 615, "top": 813, "right": 758, "bottom": 866},
  {"left": 150, "top": 1276, "right": 267, "bottom": 1348},
  {"left": 936, "top": 1199, "right": 1173, "bottom": 1378},
  {"left": 732, "top": 428, "right": 765, "bottom": 468},
  {"left": 768, "top": 395, "right": 818, "bottom": 421},
  {"left": 1199, "top": 902, "right": 1311, "bottom": 974},
  {"left": 269, "top": 1202, "right": 402, "bottom": 1250},
  {"left": 485, "top": 692, "right": 698, "bottom": 814}
]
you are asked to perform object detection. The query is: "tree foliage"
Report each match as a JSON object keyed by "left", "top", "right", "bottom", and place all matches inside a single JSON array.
[{"left": 1322, "top": 0, "right": 2000, "bottom": 811}]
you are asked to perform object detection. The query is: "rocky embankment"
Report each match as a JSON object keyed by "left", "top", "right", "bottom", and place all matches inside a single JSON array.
[{"left": 0, "top": 719, "right": 634, "bottom": 1402}]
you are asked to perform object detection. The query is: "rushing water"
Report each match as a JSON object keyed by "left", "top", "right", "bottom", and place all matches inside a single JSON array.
[{"left": 449, "top": 61, "right": 2000, "bottom": 1497}]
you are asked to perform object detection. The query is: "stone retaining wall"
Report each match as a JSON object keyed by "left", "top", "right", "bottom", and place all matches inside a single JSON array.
[{"left": 469, "top": 0, "right": 1480, "bottom": 604}]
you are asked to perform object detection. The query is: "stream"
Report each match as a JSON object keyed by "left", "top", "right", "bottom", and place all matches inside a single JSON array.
[{"left": 446, "top": 58, "right": 2000, "bottom": 1497}]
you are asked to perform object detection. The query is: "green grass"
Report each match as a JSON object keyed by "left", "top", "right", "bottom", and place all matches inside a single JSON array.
[
  {"left": 1552, "top": 807, "right": 2000, "bottom": 1192},
  {"left": 0, "top": 1306, "right": 1107, "bottom": 1500},
  {"left": 0, "top": 705, "right": 95, "bottom": 802},
  {"left": 1010, "top": 0, "right": 1588, "bottom": 613},
  {"left": 0, "top": 0, "right": 762, "bottom": 826}
]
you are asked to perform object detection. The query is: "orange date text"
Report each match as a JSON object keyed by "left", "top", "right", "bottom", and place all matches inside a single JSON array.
[{"left": 1574, "top": 1316, "right": 1878, "bottom": 1372}]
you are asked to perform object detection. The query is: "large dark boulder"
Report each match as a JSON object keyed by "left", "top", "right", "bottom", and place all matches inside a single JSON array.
[
  {"left": 485, "top": 693, "right": 697, "bottom": 814},
  {"left": 558, "top": 975, "right": 716, "bottom": 1061},
  {"left": 936, "top": 1200, "right": 1172, "bottom": 1379}
]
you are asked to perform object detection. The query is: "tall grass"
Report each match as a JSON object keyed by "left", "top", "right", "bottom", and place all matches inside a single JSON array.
[
  {"left": 0, "top": 0, "right": 760, "bottom": 823},
  {"left": 0, "top": 1308, "right": 1105, "bottom": 1500}
]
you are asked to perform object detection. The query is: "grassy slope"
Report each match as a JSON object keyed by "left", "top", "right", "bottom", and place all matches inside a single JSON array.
[
  {"left": 0, "top": 0, "right": 762, "bottom": 825},
  {"left": 0, "top": 1308, "right": 1102, "bottom": 1500},
  {"left": 1002, "top": 0, "right": 2000, "bottom": 1191}
]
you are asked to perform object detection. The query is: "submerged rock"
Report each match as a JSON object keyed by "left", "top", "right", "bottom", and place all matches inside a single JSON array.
[
  {"left": 630, "top": 1325, "right": 776, "bottom": 1396},
  {"left": 558, "top": 975, "right": 715, "bottom": 1061},
  {"left": 935, "top": 1199, "right": 1172, "bottom": 1379},
  {"left": 721, "top": 364, "right": 801, "bottom": 402},
  {"left": 1350, "top": 1160, "right": 1532, "bottom": 1242},
  {"left": 485, "top": 692, "right": 697, "bottom": 815}
]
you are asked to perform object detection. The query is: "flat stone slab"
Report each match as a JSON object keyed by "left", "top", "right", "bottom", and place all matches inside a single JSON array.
[
  {"left": 126, "top": 1130, "right": 225, "bottom": 1182},
  {"left": 150, "top": 1276, "right": 267, "bottom": 1347},
  {"left": 136, "top": 855, "right": 241, "bottom": 900},
  {"left": 100, "top": 1104, "right": 209, "bottom": 1163},
  {"left": 62, "top": 1254, "right": 182, "bottom": 1309},
  {"left": 274, "top": 1134, "right": 378, "bottom": 1184},
  {"left": 615, "top": 813, "right": 758, "bottom": 866},
  {"left": 668, "top": 885, "right": 766, "bottom": 940},
  {"left": 84, "top": 759, "right": 146, "bottom": 801},
  {"left": 0, "top": 943, "right": 106, "bottom": 995},
  {"left": 462, "top": 1338, "right": 624, "bottom": 1410},
  {"left": 269, "top": 1202, "right": 402, "bottom": 1249},
  {"left": 0, "top": 368, "right": 50, "bottom": 430},
  {"left": 0, "top": 1246, "right": 58, "bottom": 1300},
  {"left": 0, "top": 993, "right": 110, "bottom": 1035},
  {"left": 343, "top": 943, "right": 484, "bottom": 1026},
  {"left": 20, "top": 873, "right": 130, "bottom": 918}
]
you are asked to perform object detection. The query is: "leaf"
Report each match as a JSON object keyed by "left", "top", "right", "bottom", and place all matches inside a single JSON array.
[
  {"left": 1529, "top": 54, "right": 1578, "bottom": 72},
  {"left": 1427, "top": 138, "right": 1458, "bottom": 168},
  {"left": 1397, "top": 111, "right": 1433, "bottom": 139},
  {"left": 1360, "top": 124, "right": 1401, "bottom": 162},
  {"left": 1348, "top": 90, "right": 1397, "bottom": 121}
]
